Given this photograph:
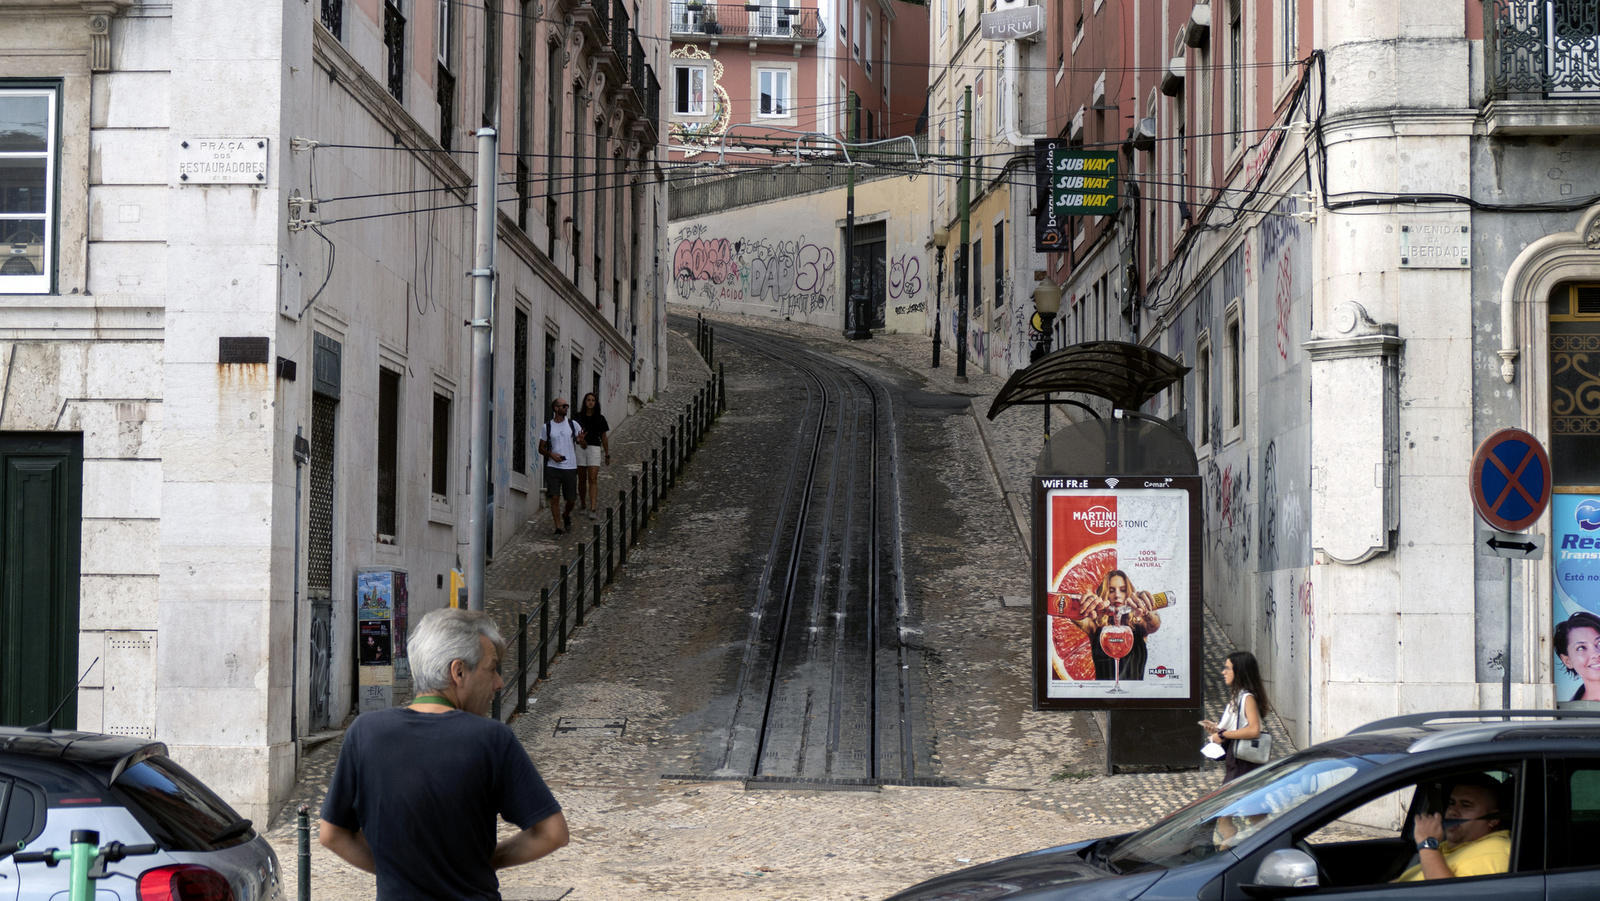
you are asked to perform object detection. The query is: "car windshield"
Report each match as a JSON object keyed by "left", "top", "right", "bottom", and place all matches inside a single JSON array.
[{"left": 1108, "top": 749, "right": 1397, "bottom": 872}]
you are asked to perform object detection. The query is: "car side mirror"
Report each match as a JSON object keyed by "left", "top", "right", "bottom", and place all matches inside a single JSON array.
[{"left": 1241, "top": 849, "right": 1320, "bottom": 898}]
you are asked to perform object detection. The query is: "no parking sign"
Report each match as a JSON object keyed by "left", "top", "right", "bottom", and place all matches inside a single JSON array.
[{"left": 1470, "top": 428, "right": 1552, "bottom": 532}]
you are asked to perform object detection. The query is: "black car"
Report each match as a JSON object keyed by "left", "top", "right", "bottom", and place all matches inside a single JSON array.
[
  {"left": 0, "top": 726, "right": 281, "bottom": 901},
  {"left": 886, "top": 710, "right": 1600, "bottom": 901}
]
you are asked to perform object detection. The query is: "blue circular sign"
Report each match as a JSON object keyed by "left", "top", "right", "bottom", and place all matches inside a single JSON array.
[{"left": 1470, "top": 428, "right": 1552, "bottom": 531}]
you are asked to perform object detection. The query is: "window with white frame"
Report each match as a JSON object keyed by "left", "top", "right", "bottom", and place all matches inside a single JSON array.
[
  {"left": 437, "top": 0, "right": 452, "bottom": 66},
  {"left": 1228, "top": 0, "right": 1242, "bottom": 153},
  {"left": 1196, "top": 332, "right": 1212, "bottom": 450},
  {"left": 839, "top": 0, "right": 847, "bottom": 45},
  {"left": 1225, "top": 302, "right": 1243, "bottom": 441},
  {"left": 1279, "top": 0, "right": 1298, "bottom": 77},
  {"left": 674, "top": 64, "right": 708, "bottom": 115},
  {"left": 757, "top": 69, "right": 791, "bottom": 117},
  {"left": 865, "top": 13, "right": 874, "bottom": 76},
  {"left": 839, "top": 79, "right": 849, "bottom": 133},
  {"left": 0, "top": 87, "right": 57, "bottom": 294},
  {"left": 940, "top": 0, "right": 947, "bottom": 34},
  {"left": 853, "top": 0, "right": 861, "bottom": 59}
]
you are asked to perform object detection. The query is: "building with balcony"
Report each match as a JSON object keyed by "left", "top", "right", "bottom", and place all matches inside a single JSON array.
[
  {"left": 666, "top": 0, "right": 928, "bottom": 162},
  {"left": 0, "top": 0, "right": 665, "bottom": 822},
  {"left": 1037, "top": 0, "right": 1600, "bottom": 744},
  {"left": 926, "top": 0, "right": 1049, "bottom": 377}
]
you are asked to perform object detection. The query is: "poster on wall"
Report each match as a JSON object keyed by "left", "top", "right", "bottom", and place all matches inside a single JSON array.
[
  {"left": 1553, "top": 493, "right": 1600, "bottom": 708},
  {"left": 357, "top": 570, "right": 393, "bottom": 622},
  {"left": 1033, "top": 476, "right": 1203, "bottom": 710}
]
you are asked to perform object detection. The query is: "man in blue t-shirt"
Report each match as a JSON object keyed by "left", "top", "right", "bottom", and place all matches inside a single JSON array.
[{"left": 320, "top": 609, "right": 568, "bottom": 900}]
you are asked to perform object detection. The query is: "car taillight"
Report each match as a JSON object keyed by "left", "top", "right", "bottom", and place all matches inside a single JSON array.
[{"left": 137, "top": 864, "right": 234, "bottom": 901}]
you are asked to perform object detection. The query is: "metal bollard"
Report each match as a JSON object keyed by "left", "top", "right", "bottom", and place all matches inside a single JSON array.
[
  {"left": 630, "top": 475, "right": 640, "bottom": 545},
  {"left": 516, "top": 613, "right": 528, "bottom": 714},
  {"left": 539, "top": 588, "right": 550, "bottom": 680},
  {"left": 651, "top": 454, "right": 660, "bottom": 514},
  {"left": 605, "top": 508, "right": 615, "bottom": 584},
  {"left": 618, "top": 490, "right": 629, "bottom": 563},
  {"left": 592, "top": 524, "right": 602, "bottom": 605},
  {"left": 558, "top": 564, "right": 569, "bottom": 653},
  {"left": 575, "top": 546, "right": 587, "bottom": 626},
  {"left": 719, "top": 363, "right": 726, "bottom": 413},
  {"left": 679, "top": 413, "right": 687, "bottom": 459},
  {"left": 297, "top": 805, "right": 311, "bottom": 901}
]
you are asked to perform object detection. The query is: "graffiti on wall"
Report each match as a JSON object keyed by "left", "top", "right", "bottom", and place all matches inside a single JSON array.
[
  {"left": 670, "top": 225, "right": 841, "bottom": 319},
  {"left": 1261, "top": 198, "right": 1303, "bottom": 362},
  {"left": 889, "top": 254, "right": 923, "bottom": 301}
]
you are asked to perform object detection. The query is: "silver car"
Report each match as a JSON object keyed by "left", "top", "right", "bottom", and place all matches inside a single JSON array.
[{"left": 0, "top": 727, "right": 281, "bottom": 901}]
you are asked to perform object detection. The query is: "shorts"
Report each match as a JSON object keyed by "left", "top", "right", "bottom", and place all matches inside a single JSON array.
[
  {"left": 544, "top": 466, "right": 578, "bottom": 501},
  {"left": 574, "top": 443, "right": 604, "bottom": 467}
]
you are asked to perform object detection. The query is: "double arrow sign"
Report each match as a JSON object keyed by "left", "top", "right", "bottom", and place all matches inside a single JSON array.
[{"left": 1478, "top": 528, "right": 1545, "bottom": 560}]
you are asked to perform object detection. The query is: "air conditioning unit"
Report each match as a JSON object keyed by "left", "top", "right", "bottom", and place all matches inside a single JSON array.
[
  {"left": 1161, "top": 57, "right": 1185, "bottom": 96},
  {"left": 1130, "top": 117, "right": 1157, "bottom": 152},
  {"left": 1185, "top": 4, "right": 1211, "bottom": 48}
]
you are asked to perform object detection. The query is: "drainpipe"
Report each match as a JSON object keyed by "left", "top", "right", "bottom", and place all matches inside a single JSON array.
[{"left": 1000, "top": 37, "right": 1046, "bottom": 147}]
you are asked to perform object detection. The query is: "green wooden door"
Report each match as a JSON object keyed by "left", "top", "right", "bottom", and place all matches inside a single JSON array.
[{"left": 0, "top": 433, "right": 82, "bottom": 728}]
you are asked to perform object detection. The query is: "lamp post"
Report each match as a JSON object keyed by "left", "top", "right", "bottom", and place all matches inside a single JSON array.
[
  {"left": 955, "top": 86, "right": 972, "bottom": 383},
  {"left": 1032, "top": 279, "right": 1063, "bottom": 441},
  {"left": 932, "top": 227, "right": 949, "bottom": 368}
]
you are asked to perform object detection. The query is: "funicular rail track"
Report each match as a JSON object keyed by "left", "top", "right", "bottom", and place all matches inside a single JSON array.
[{"left": 666, "top": 321, "right": 950, "bottom": 789}]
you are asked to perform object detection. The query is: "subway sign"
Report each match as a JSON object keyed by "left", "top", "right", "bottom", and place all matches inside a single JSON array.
[{"left": 1034, "top": 142, "right": 1119, "bottom": 252}]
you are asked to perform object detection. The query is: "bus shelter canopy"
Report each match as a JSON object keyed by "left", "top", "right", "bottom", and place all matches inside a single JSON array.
[{"left": 985, "top": 340, "right": 1189, "bottom": 420}]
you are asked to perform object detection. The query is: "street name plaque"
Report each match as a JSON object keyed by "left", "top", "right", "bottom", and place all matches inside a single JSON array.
[{"left": 176, "top": 137, "right": 269, "bottom": 185}]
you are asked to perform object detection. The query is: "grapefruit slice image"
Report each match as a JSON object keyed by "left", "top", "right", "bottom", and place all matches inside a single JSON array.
[
  {"left": 1051, "top": 617, "right": 1097, "bottom": 681},
  {"left": 1049, "top": 542, "right": 1118, "bottom": 681}
]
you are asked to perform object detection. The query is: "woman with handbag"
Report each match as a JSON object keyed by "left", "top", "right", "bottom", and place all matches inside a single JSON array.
[{"left": 1201, "top": 651, "right": 1272, "bottom": 783}]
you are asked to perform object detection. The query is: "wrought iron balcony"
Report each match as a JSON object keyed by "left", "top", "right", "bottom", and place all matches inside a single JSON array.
[
  {"left": 574, "top": 0, "right": 610, "bottom": 51},
  {"left": 670, "top": 2, "right": 825, "bottom": 42},
  {"left": 1486, "top": 0, "right": 1600, "bottom": 98}
]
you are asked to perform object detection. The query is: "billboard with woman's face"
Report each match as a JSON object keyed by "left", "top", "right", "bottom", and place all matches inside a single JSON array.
[
  {"left": 1033, "top": 476, "right": 1204, "bottom": 709},
  {"left": 1553, "top": 493, "right": 1600, "bottom": 708}
]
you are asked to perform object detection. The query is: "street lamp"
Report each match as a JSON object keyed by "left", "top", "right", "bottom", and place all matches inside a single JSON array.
[
  {"left": 1032, "top": 279, "right": 1064, "bottom": 441},
  {"left": 932, "top": 227, "right": 950, "bottom": 368},
  {"left": 1032, "top": 279, "right": 1063, "bottom": 362}
]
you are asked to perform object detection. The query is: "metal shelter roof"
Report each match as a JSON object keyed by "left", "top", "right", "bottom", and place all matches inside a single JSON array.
[{"left": 985, "top": 340, "right": 1189, "bottom": 420}]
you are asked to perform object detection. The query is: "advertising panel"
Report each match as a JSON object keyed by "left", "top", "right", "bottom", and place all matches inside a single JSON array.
[
  {"left": 1034, "top": 142, "right": 1119, "bottom": 252},
  {"left": 1034, "top": 476, "right": 1203, "bottom": 709},
  {"left": 1553, "top": 492, "right": 1600, "bottom": 708}
]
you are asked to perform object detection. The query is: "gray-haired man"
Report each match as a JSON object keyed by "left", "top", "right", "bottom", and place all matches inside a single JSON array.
[{"left": 320, "top": 609, "right": 568, "bottom": 900}]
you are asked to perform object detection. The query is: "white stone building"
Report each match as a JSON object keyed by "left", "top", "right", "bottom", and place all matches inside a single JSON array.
[{"left": 0, "top": 0, "right": 665, "bottom": 821}]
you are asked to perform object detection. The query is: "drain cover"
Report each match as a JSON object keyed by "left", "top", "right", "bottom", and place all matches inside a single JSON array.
[{"left": 554, "top": 717, "right": 626, "bottom": 736}]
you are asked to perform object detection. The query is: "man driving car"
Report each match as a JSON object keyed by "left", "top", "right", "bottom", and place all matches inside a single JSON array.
[{"left": 1393, "top": 774, "right": 1511, "bottom": 882}]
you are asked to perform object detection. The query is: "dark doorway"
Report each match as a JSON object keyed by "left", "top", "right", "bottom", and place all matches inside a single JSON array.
[
  {"left": 308, "top": 332, "right": 342, "bottom": 731},
  {"left": 0, "top": 432, "right": 82, "bottom": 728},
  {"left": 851, "top": 220, "right": 887, "bottom": 329}
]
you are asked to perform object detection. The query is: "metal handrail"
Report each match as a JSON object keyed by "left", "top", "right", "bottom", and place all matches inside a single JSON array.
[{"left": 492, "top": 366, "right": 728, "bottom": 721}]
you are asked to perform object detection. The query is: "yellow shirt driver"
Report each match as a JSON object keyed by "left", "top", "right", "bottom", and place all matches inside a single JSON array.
[{"left": 1395, "top": 777, "right": 1511, "bottom": 882}]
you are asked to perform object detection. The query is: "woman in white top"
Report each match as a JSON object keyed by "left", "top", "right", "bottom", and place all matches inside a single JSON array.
[{"left": 1201, "top": 650, "right": 1271, "bottom": 783}]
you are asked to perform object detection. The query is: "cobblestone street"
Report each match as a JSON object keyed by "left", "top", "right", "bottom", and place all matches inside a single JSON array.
[{"left": 266, "top": 308, "right": 1292, "bottom": 900}]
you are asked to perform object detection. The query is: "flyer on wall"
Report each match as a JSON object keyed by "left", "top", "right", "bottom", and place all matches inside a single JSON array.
[
  {"left": 1552, "top": 492, "right": 1600, "bottom": 709},
  {"left": 1033, "top": 476, "right": 1202, "bottom": 710}
]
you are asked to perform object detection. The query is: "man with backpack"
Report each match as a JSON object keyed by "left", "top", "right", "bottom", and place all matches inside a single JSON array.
[{"left": 538, "top": 398, "right": 585, "bottom": 535}]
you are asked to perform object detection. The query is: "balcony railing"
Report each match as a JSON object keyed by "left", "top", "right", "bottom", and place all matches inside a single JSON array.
[
  {"left": 1487, "top": 0, "right": 1600, "bottom": 98},
  {"left": 669, "top": 2, "right": 825, "bottom": 41}
]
